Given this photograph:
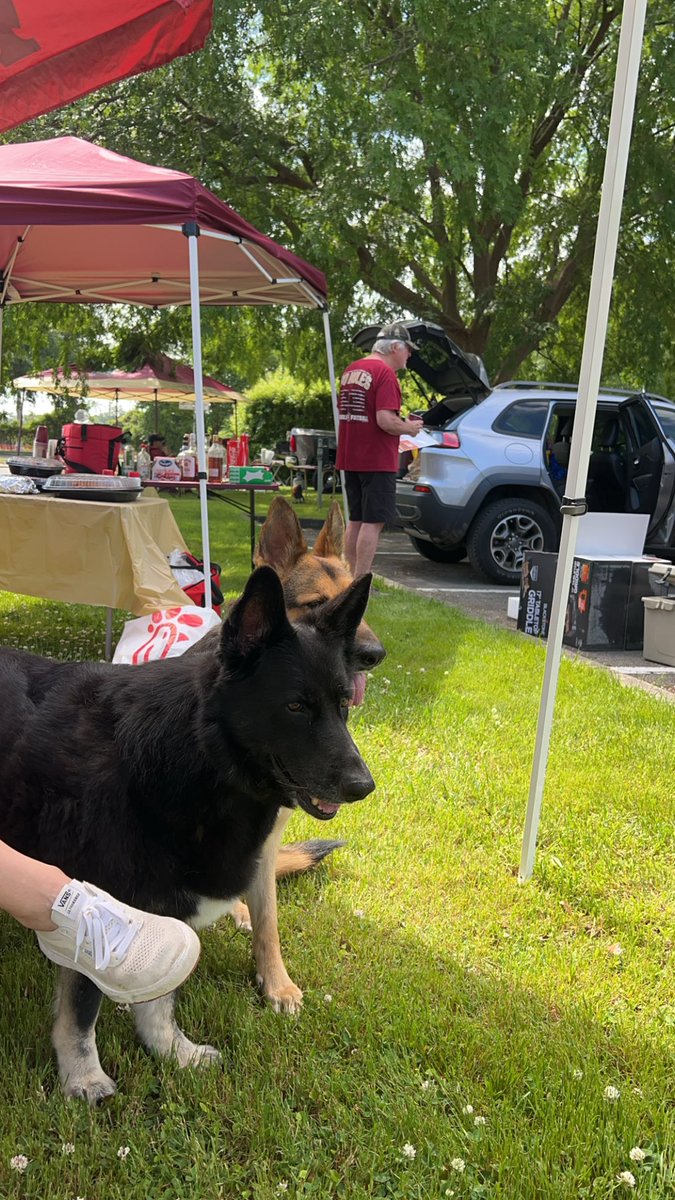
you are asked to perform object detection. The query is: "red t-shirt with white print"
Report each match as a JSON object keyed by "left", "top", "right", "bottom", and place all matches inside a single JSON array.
[{"left": 335, "top": 355, "right": 402, "bottom": 472}]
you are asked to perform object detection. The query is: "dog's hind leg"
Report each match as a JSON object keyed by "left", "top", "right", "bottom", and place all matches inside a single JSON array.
[
  {"left": 132, "top": 992, "right": 221, "bottom": 1069},
  {"left": 52, "top": 969, "right": 116, "bottom": 1104},
  {"left": 247, "top": 808, "right": 303, "bottom": 1014}
]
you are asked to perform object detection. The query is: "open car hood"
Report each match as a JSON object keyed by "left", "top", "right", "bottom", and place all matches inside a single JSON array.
[{"left": 352, "top": 320, "right": 490, "bottom": 414}]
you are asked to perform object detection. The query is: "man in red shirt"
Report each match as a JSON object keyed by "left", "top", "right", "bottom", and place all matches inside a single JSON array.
[{"left": 336, "top": 322, "right": 424, "bottom": 577}]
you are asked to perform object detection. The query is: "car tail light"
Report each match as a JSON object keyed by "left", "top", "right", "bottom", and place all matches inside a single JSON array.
[
  {"left": 413, "top": 484, "right": 432, "bottom": 493},
  {"left": 438, "top": 430, "right": 460, "bottom": 448},
  {"left": 289, "top": 434, "right": 296, "bottom": 452}
]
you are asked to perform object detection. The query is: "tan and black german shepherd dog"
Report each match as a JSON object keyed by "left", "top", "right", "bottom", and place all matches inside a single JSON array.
[{"left": 216, "top": 496, "right": 386, "bottom": 1013}]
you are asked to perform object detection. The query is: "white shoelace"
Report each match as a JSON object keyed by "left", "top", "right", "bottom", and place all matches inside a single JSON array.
[{"left": 74, "top": 898, "right": 140, "bottom": 970}]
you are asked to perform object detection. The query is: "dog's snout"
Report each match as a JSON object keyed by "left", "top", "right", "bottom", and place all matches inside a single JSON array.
[
  {"left": 341, "top": 764, "right": 375, "bottom": 802},
  {"left": 358, "top": 642, "right": 386, "bottom": 670},
  {"left": 354, "top": 632, "right": 386, "bottom": 671}
]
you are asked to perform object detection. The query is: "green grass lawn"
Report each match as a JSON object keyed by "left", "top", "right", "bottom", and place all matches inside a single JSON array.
[{"left": 0, "top": 495, "right": 673, "bottom": 1199}]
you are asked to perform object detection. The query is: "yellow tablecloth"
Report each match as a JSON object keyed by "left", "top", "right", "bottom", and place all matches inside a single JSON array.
[{"left": 0, "top": 491, "right": 191, "bottom": 615}]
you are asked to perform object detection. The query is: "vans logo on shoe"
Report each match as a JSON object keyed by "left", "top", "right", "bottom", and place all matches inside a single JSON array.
[
  {"left": 56, "top": 887, "right": 73, "bottom": 909},
  {"left": 55, "top": 886, "right": 81, "bottom": 916}
]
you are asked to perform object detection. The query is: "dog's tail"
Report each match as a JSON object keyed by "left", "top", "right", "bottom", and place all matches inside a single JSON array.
[{"left": 276, "top": 839, "right": 346, "bottom": 878}]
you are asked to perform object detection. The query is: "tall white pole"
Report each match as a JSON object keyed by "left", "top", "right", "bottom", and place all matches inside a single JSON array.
[
  {"left": 519, "top": 0, "right": 648, "bottom": 881},
  {"left": 186, "top": 227, "right": 213, "bottom": 610},
  {"left": 322, "top": 310, "right": 348, "bottom": 522}
]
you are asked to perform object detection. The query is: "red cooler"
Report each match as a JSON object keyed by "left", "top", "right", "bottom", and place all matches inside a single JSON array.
[{"left": 60, "top": 423, "right": 124, "bottom": 474}]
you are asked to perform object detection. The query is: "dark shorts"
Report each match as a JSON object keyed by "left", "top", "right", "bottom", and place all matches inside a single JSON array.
[{"left": 344, "top": 471, "right": 397, "bottom": 525}]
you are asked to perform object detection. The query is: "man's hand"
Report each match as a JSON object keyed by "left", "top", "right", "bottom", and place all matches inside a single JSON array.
[
  {"left": 376, "top": 410, "right": 425, "bottom": 436},
  {"left": 404, "top": 415, "right": 424, "bottom": 433}
]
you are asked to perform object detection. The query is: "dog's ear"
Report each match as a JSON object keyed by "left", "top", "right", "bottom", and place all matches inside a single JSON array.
[
  {"left": 312, "top": 500, "right": 345, "bottom": 559},
  {"left": 313, "top": 573, "right": 373, "bottom": 642},
  {"left": 221, "top": 566, "right": 292, "bottom": 661},
  {"left": 256, "top": 496, "right": 307, "bottom": 573}
]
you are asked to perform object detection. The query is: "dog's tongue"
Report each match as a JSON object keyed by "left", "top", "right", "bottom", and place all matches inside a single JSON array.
[{"left": 351, "top": 671, "right": 367, "bottom": 707}]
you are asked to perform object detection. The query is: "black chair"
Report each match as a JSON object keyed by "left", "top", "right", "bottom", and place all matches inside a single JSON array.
[{"left": 588, "top": 417, "right": 626, "bottom": 511}]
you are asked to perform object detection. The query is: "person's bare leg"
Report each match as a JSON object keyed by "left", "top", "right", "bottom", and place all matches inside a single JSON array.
[
  {"left": 0, "top": 841, "right": 66, "bottom": 931},
  {"left": 354, "top": 522, "right": 384, "bottom": 578},
  {"left": 344, "top": 519, "right": 362, "bottom": 575}
]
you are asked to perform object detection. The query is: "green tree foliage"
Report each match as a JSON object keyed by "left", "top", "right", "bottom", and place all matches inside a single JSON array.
[
  {"left": 5, "top": 1, "right": 673, "bottom": 391},
  {"left": 244, "top": 368, "right": 334, "bottom": 453}
]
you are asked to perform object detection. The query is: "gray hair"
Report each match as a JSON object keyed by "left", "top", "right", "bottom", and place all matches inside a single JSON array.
[{"left": 372, "top": 338, "right": 401, "bottom": 354}]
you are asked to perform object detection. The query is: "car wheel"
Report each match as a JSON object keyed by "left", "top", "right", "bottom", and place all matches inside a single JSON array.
[
  {"left": 410, "top": 537, "right": 467, "bottom": 564},
  {"left": 467, "top": 498, "right": 557, "bottom": 584}
]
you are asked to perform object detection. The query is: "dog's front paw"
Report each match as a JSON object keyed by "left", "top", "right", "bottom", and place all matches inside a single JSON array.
[
  {"left": 230, "top": 899, "right": 252, "bottom": 932},
  {"left": 171, "top": 1032, "right": 222, "bottom": 1069},
  {"left": 189, "top": 1043, "right": 222, "bottom": 1068},
  {"left": 62, "top": 1069, "right": 117, "bottom": 1106},
  {"left": 257, "top": 972, "right": 303, "bottom": 1015}
]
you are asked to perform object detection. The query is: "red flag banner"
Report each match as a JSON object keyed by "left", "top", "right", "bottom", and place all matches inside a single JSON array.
[{"left": 0, "top": 0, "right": 213, "bottom": 133}]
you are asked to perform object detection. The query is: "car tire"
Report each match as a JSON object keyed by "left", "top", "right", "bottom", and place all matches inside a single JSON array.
[
  {"left": 467, "top": 498, "right": 557, "bottom": 585},
  {"left": 410, "top": 537, "right": 467, "bottom": 564}
]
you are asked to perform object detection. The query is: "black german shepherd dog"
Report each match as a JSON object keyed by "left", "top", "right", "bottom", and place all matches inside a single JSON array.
[{"left": 0, "top": 566, "right": 374, "bottom": 1103}]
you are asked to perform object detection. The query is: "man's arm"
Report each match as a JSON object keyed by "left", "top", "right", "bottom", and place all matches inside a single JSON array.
[{"left": 376, "top": 410, "right": 424, "bottom": 435}]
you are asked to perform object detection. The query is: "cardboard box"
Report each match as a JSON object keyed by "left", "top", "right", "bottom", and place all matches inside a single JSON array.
[
  {"left": 518, "top": 552, "right": 558, "bottom": 638},
  {"left": 226, "top": 466, "right": 273, "bottom": 484},
  {"left": 518, "top": 552, "right": 668, "bottom": 650}
]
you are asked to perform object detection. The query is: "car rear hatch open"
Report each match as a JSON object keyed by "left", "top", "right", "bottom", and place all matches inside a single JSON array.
[{"left": 352, "top": 320, "right": 491, "bottom": 417}]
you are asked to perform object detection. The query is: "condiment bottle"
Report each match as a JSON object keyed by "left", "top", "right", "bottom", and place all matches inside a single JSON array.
[
  {"left": 207, "top": 434, "right": 225, "bottom": 483},
  {"left": 136, "top": 442, "right": 152, "bottom": 481},
  {"left": 177, "top": 433, "right": 197, "bottom": 480}
]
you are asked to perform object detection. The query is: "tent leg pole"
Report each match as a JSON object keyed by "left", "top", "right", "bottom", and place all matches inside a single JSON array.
[
  {"left": 185, "top": 224, "right": 212, "bottom": 610},
  {"left": 322, "top": 311, "right": 347, "bottom": 523},
  {"left": 519, "top": 0, "right": 647, "bottom": 882}
]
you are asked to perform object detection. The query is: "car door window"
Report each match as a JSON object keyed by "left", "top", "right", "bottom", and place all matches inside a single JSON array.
[
  {"left": 624, "top": 401, "right": 659, "bottom": 449},
  {"left": 492, "top": 400, "right": 549, "bottom": 438},
  {"left": 652, "top": 403, "right": 675, "bottom": 443}
]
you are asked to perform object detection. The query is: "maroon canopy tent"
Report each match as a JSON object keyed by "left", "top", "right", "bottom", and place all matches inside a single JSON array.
[
  {"left": 0, "top": 0, "right": 213, "bottom": 133},
  {"left": 13, "top": 355, "right": 247, "bottom": 427},
  {"left": 0, "top": 135, "right": 332, "bottom": 603}
]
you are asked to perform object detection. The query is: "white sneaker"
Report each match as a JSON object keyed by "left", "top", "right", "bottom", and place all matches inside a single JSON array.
[{"left": 36, "top": 880, "right": 201, "bottom": 1004}]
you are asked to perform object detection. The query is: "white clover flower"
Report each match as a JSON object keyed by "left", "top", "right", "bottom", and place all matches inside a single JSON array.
[
  {"left": 10, "top": 1155, "right": 28, "bottom": 1173},
  {"left": 323, "top": 993, "right": 333, "bottom": 1003},
  {"left": 421, "top": 1078, "right": 432, "bottom": 1091},
  {"left": 276, "top": 1183, "right": 289, "bottom": 1194},
  {"left": 450, "top": 1157, "right": 466, "bottom": 1172},
  {"left": 353, "top": 909, "right": 365, "bottom": 919},
  {"left": 474, "top": 1115, "right": 486, "bottom": 1126},
  {"left": 62, "top": 1142, "right": 75, "bottom": 1154},
  {"left": 419, "top": 667, "right": 426, "bottom": 672},
  {"left": 462, "top": 1103, "right": 474, "bottom": 1114},
  {"left": 604, "top": 1085, "right": 621, "bottom": 1101},
  {"left": 402, "top": 1142, "right": 416, "bottom": 1159},
  {"left": 629, "top": 1147, "right": 646, "bottom": 1163},
  {"left": 117, "top": 1146, "right": 130, "bottom": 1160},
  {"left": 572, "top": 1068, "right": 584, "bottom": 1080},
  {"left": 616, "top": 1170, "right": 636, "bottom": 1188}
]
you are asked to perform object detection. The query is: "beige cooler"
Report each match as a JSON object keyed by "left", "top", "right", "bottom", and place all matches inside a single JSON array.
[{"left": 642, "top": 596, "right": 675, "bottom": 667}]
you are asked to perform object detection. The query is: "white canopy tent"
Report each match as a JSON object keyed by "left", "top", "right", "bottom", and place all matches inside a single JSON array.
[{"left": 520, "top": 0, "right": 648, "bottom": 880}]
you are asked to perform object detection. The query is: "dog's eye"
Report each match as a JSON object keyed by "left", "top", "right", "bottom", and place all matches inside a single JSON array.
[
  {"left": 287, "top": 701, "right": 304, "bottom": 712},
  {"left": 340, "top": 697, "right": 350, "bottom": 711}
]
